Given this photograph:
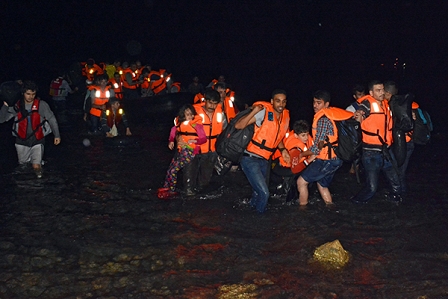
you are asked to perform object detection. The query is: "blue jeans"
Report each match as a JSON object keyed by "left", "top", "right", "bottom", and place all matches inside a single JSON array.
[
  {"left": 300, "top": 158, "right": 343, "bottom": 187},
  {"left": 90, "top": 115, "right": 100, "bottom": 132},
  {"left": 240, "top": 155, "right": 270, "bottom": 213},
  {"left": 352, "top": 149, "right": 401, "bottom": 203}
]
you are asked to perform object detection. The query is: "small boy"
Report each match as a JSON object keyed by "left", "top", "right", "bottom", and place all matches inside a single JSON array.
[{"left": 272, "top": 120, "right": 316, "bottom": 202}]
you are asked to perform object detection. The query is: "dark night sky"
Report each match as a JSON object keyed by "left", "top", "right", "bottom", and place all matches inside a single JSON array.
[{"left": 1, "top": 0, "right": 447, "bottom": 119}]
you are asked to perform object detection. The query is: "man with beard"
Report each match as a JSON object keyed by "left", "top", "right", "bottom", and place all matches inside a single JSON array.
[
  {"left": 234, "top": 89, "right": 290, "bottom": 213},
  {"left": 181, "top": 89, "right": 224, "bottom": 196},
  {"left": 351, "top": 80, "right": 402, "bottom": 204}
]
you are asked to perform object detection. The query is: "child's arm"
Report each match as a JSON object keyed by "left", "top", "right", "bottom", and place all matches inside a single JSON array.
[
  {"left": 191, "top": 124, "right": 207, "bottom": 145},
  {"left": 168, "top": 126, "right": 177, "bottom": 150}
]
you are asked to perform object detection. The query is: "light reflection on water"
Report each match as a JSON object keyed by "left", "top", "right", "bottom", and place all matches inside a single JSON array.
[{"left": 0, "top": 103, "right": 447, "bottom": 298}]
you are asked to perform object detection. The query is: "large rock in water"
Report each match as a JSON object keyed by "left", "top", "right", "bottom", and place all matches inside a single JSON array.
[{"left": 122, "top": 92, "right": 195, "bottom": 124}]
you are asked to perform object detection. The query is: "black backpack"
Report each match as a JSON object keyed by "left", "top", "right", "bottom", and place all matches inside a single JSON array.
[
  {"left": 215, "top": 108, "right": 254, "bottom": 163},
  {"left": 389, "top": 93, "right": 414, "bottom": 133},
  {"left": 412, "top": 108, "right": 433, "bottom": 145},
  {"left": 0, "top": 81, "right": 22, "bottom": 107},
  {"left": 331, "top": 118, "right": 362, "bottom": 163}
]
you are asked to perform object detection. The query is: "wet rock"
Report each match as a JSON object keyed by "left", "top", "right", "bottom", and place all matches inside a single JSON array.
[
  {"left": 0, "top": 241, "right": 15, "bottom": 250},
  {"left": 30, "top": 256, "right": 55, "bottom": 268}
]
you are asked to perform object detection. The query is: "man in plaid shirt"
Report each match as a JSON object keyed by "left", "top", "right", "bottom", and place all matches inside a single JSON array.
[{"left": 296, "top": 90, "right": 343, "bottom": 207}]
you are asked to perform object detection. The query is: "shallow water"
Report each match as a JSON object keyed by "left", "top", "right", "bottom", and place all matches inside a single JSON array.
[{"left": 1, "top": 104, "right": 448, "bottom": 299}]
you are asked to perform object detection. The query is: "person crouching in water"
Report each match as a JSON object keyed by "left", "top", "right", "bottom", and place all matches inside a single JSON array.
[
  {"left": 0, "top": 80, "right": 61, "bottom": 178},
  {"left": 271, "top": 120, "right": 316, "bottom": 202},
  {"left": 157, "top": 104, "right": 207, "bottom": 199},
  {"left": 100, "top": 97, "right": 132, "bottom": 137}
]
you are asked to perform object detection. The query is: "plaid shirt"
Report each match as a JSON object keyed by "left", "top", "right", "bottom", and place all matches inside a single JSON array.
[{"left": 310, "top": 115, "right": 334, "bottom": 155}]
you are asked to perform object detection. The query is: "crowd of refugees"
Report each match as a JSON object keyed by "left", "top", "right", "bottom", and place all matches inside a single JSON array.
[
  {"left": 0, "top": 59, "right": 425, "bottom": 214},
  {"left": 157, "top": 78, "right": 423, "bottom": 214}
]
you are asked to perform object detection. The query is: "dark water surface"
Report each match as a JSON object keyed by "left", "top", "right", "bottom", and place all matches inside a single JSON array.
[{"left": 1, "top": 99, "right": 448, "bottom": 299}]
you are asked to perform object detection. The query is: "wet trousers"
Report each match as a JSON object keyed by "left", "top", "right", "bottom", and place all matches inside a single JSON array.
[
  {"left": 398, "top": 141, "right": 414, "bottom": 193},
  {"left": 240, "top": 155, "right": 270, "bottom": 213},
  {"left": 163, "top": 148, "right": 195, "bottom": 191},
  {"left": 352, "top": 149, "right": 401, "bottom": 203},
  {"left": 90, "top": 115, "right": 100, "bottom": 132},
  {"left": 182, "top": 151, "right": 217, "bottom": 191}
]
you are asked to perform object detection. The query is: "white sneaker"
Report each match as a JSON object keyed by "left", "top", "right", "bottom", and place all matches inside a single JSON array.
[{"left": 34, "top": 169, "right": 43, "bottom": 179}]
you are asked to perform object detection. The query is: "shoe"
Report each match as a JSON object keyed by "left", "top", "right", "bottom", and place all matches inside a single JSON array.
[
  {"left": 215, "top": 156, "right": 232, "bottom": 176},
  {"left": 34, "top": 168, "right": 43, "bottom": 179},
  {"left": 157, "top": 188, "right": 178, "bottom": 199},
  {"left": 298, "top": 204, "right": 308, "bottom": 211},
  {"left": 184, "top": 188, "right": 196, "bottom": 196},
  {"left": 351, "top": 197, "right": 368, "bottom": 205},
  {"left": 386, "top": 193, "right": 402, "bottom": 204},
  {"left": 325, "top": 202, "right": 338, "bottom": 211},
  {"left": 230, "top": 165, "right": 239, "bottom": 172}
]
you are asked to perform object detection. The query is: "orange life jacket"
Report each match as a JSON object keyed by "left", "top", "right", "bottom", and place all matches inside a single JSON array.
[
  {"left": 209, "top": 79, "right": 218, "bottom": 89},
  {"left": 14, "top": 99, "right": 45, "bottom": 140},
  {"left": 175, "top": 115, "right": 202, "bottom": 151},
  {"left": 312, "top": 107, "right": 354, "bottom": 160},
  {"left": 151, "top": 69, "right": 167, "bottom": 94},
  {"left": 273, "top": 130, "right": 314, "bottom": 167},
  {"left": 358, "top": 95, "right": 393, "bottom": 148},
  {"left": 193, "top": 93, "right": 204, "bottom": 104},
  {"left": 222, "top": 95, "right": 238, "bottom": 122},
  {"left": 134, "top": 67, "right": 144, "bottom": 78},
  {"left": 82, "top": 63, "right": 104, "bottom": 81},
  {"left": 170, "top": 82, "right": 181, "bottom": 93},
  {"left": 193, "top": 102, "right": 224, "bottom": 153},
  {"left": 246, "top": 101, "right": 290, "bottom": 160},
  {"left": 108, "top": 78, "right": 123, "bottom": 99},
  {"left": 139, "top": 76, "right": 151, "bottom": 90},
  {"left": 90, "top": 86, "right": 111, "bottom": 117},
  {"left": 122, "top": 68, "right": 138, "bottom": 89}
]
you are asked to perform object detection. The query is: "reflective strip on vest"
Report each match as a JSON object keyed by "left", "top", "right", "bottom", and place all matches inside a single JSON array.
[
  {"left": 216, "top": 112, "right": 223, "bottom": 123},
  {"left": 95, "top": 90, "right": 110, "bottom": 98},
  {"left": 371, "top": 102, "right": 380, "bottom": 113}
]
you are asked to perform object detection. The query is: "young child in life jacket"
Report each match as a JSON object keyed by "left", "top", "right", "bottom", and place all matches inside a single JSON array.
[
  {"left": 272, "top": 120, "right": 316, "bottom": 202},
  {"left": 158, "top": 104, "right": 207, "bottom": 199}
]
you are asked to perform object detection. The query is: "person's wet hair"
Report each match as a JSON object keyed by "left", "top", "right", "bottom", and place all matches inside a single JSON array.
[
  {"left": 177, "top": 104, "right": 197, "bottom": 123},
  {"left": 384, "top": 81, "right": 398, "bottom": 95},
  {"left": 368, "top": 80, "right": 382, "bottom": 91},
  {"left": 272, "top": 89, "right": 287, "bottom": 99},
  {"left": 215, "top": 82, "right": 226, "bottom": 90},
  {"left": 313, "top": 90, "right": 330, "bottom": 103},
  {"left": 293, "top": 120, "right": 310, "bottom": 135},
  {"left": 352, "top": 84, "right": 365, "bottom": 95},
  {"left": 204, "top": 89, "right": 220, "bottom": 103},
  {"left": 21, "top": 81, "right": 38, "bottom": 93}
]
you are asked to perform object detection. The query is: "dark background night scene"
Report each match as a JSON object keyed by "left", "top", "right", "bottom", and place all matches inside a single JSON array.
[
  {"left": 1, "top": 0, "right": 447, "bottom": 122},
  {"left": 2, "top": 1, "right": 448, "bottom": 298}
]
